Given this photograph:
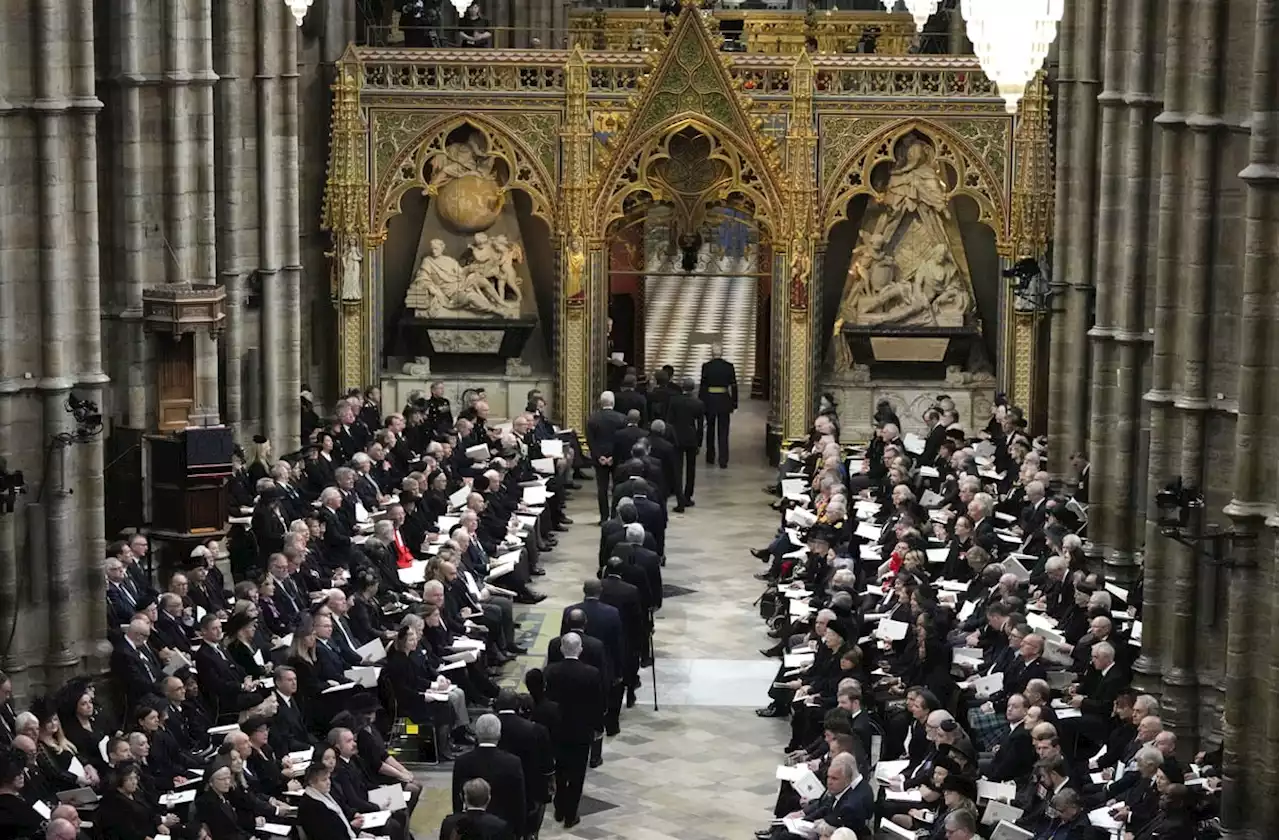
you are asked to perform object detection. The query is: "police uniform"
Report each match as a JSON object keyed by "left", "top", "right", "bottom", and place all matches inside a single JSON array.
[{"left": 699, "top": 355, "right": 738, "bottom": 467}]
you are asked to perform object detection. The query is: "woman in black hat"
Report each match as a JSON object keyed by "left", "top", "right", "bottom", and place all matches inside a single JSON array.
[
  {"left": 55, "top": 678, "right": 105, "bottom": 775},
  {"left": 928, "top": 773, "right": 979, "bottom": 840},
  {"left": 97, "top": 760, "right": 170, "bottom": 840},
  {"left": 225, "top": 610, "right": 269, "bottom": 681},
  {"left": 31, "top": 695, "right": 97, "bottom": 792},
  {"left": 247, "top": 435, "right": 273, "bottom": 486},
  {"left": 305, "top": 431, "right": 339, "bottom": 497}
]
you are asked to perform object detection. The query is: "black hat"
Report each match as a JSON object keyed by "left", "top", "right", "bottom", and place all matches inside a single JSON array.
[
  {"left": 825, "top": 620, "right": 850, "bottom": 640},
  {"left": 933, "top": 751, "right": 964, "bottom": 778},
  {"left": 28, "top": 695, "right": 54, "bottom": 724},
  {"left": 258, "top": 485, "right": 283, "bottom": 503},
  {"left": 347, "top": 693, "right": 381, "bottom": 717},
  {"left": 223, "top": 611, "right": 256, "bottom": 639},
  {"left": 942, "top": 773, "right": 978, "bottom": 801},
  {"left": 252, "top": 434, "right": 268, "bottom": 445},
  {"left": 240, "top": 715, "right": 271, "bottom": 735},
  {"left": 135, "top": 592, "right": 157, "bottom": 613},
  {"left": 938, "top": 718, "right": 960, "bottom": 735},
  {"left": 1161, "top": 758, "right": 1185, "bottom": 785}
]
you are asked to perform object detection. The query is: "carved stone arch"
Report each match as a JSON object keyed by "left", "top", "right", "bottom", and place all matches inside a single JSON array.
[
  {"left": 819, "top": 119, "right": 1008, "bottom": 247},
  {"left": 372, "top": 112, "right": 556, "bottom": 240},
  {"left": 587, "top": 114, "right": 787, "bottom": 243}
]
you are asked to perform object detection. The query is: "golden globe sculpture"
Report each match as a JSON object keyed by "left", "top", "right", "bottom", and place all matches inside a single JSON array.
[{"left": 435, "top": 174, "right": 504, "bottom": 233}]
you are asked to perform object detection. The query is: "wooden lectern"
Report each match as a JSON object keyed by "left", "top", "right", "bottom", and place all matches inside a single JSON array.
[{"left": 146, "top": 427, "right": 234, "bottom": 539}]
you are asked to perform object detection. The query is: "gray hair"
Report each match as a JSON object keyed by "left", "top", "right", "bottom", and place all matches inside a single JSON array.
[
  {"left": 649, "top": 419, "right": 666, "bottom": 435},
  {"left": 624, "top": 523, "right": 644, "bottom": 544},
  {"left": 1134, "top": 694, "right": 1161, "bottom": 717},
  {"left": 474, "top": 714, "right": 501, "bottom": 743},
  {"left": 1092, "top": 641, "right": 1116, "bottom": 662},
  {"left": 1135, "top": 745, "right": 1164, "bottom": 770},
  {"left": 334, "top": 466, "right": 356, "bottom": 483},
  {"left": 373, "top": 520, "right": 394, "bottom": 541},
  {"left": 1088, "top": 590, "right": 1113, "bottom": 611},
  {"left": 599, "top": 391, "right": 615, "bottom": 409},
  {"left": 561, "top": 632, "right": 583, "bottom": 658},
  {"left": 828, "top": 751, "right": 857, "bottom": 781},
  {"left": 319, "top": 487, "right": 342, "bottom": 505},
  {"left": 422, "top": 580, "right": 444, "bottom": 596},
  {"left": 351, "top": 453, "right": 371, "bottom": 467}
]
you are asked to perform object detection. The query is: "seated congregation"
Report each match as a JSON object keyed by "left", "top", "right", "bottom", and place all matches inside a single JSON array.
[{"left": 747, "top": 397, "right": 1225, "bottom": 840}]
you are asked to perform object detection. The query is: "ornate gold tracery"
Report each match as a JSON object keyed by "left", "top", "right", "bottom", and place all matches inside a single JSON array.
[
  {"left": 371, "top": 113, "right": 557, "bottom": 241},
  {"left": 590, "top": 120, "right": 783, "bottom": 242},
  {"left": 819, "top": 119, "right": 1009, "bottom": 248}
]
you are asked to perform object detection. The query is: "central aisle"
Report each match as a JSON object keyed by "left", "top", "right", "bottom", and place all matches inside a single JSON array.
[{"left": 411, "top": 400, "right": 790, "bottom": 840}]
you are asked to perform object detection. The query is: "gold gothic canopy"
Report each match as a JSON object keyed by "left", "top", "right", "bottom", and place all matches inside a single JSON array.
[{"left": 321, "top": 6, "right": 1053, "bottom": 438}]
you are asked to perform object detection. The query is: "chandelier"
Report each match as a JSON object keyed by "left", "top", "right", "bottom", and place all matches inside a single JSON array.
[
  {"left": 880, "top": 1, "right": 941, "bottom": 32},
  {"left": 960, "top": 0, "right": 1065, "bottom": 113},
  {"left": 284, "top": 0, "right": 312, "bottom": 26}
]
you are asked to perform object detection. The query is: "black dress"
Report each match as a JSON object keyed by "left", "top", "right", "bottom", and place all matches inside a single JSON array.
[
  {"left": 194, "top": 789, "right": 252, "bottom": 840},
  {"left": 97, "top": 789, "right": 160, "bottom": 840},
  {"left": 228, "top": 639, "right": 269, "bottom": 679}
]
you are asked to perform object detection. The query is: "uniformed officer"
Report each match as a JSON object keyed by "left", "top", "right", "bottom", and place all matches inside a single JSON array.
[
  {"left": 425, "top": 380, "right": 453, "bottom": 436},
  {"left": 698, "top": 342, "right": 737, "bottom": 468}
]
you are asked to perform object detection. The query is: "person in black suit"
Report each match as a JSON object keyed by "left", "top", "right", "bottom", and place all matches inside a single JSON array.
[
  {"left": 600, "top": 557, "right": 646, "bottom": 708},
  {"left": 645, "top": 367, "right": 674, "bottom": 422},
  {"left": 96, "top": 761, "right": 170, "bottom": 840},
  {"left": 451, "top": 715, "right": 525, "bottom": 836},
  {"left": 1066, "top": 641, "right": 1128, "bottom": 743},
  {"left": 643, "top": 420, "right": 679, "bottom": 508},
  {"left": 106, "top": 557, "right": 141, "bottom": 628},
  {"left": 698, "top": 343, "right": 737, "bottom": 468},
  {"left": 267, "top": 666, "right": 316, "bottom": 755},
  {"left": 980, "top": 694, "right": 1037, "bottom": 782},
  {"left": 329, "top": 727, "right": 407, "bottom": 840},
  {"left": 543, "top": 634, "right": 605, "bottom": 829},
  {"left": 194, "top": 763, "right": 252, "bottom": 840},
  {"left": 664, "top": 377, "right": 705, "bottom": 510},
  {"left": 585, "top": 393, "right": 628, "bottom": 523},
  {"left": 494, "top": 690, "right": 554, "bottom": 836},
  {"left": 440, "top": 777, "right": 515, "bottom": 840},
  {"left": 192, "top": 615, "right": 269, "bottom": 717},
  {"left": 560, "top": 583, "right": 624, "bottom": 742},
  {"left": 251, "top": 486, "right": 290, "bottom": 568},
  {"left": 319, "top": 487, "right": 362, "bottom": 571},
  {"left": 614, "top": 374, "right": 647, "bottom": 420},
  {"left": 296, "top": 761, "right": 360, "bottom": 840},
  {"left": 0, "top": 747, "right": 41, "bottom": 839},
  {"left": 110, "top": 619, "right": 164, "bottom": 711}
]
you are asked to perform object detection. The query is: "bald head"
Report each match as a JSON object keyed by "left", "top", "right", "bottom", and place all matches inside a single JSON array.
[{"left": 46, "top": 819, "right": 77, "bottom": 840}]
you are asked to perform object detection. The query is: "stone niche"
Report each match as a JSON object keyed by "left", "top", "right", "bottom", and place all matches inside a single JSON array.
[{"left": 821, "top": 367, "right": 996, "bottom": 439}]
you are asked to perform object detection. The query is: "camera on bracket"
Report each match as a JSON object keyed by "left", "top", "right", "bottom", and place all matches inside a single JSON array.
[
  {"left": 1155, "top": 476, "right": 1204, "bottom": 534},
  {"left": 66, "top": 393, "right": 103, "bottom": 440},
  {"left": 0, "top": 459, "right": 26, "bottom": 514}
]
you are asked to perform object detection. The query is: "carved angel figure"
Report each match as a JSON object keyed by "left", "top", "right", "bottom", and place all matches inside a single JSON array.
[
  {"left": 427, "top": 133, "right": 495, "bottom": 189},
  {"left": 339, "top": 242, "right": 363, "bottom": 302}
]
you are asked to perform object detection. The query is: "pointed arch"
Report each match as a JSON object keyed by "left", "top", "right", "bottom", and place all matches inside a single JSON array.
[
  {"left": 587, "top": 114, "right": 786, "bottom": 242},
  {"left": 371, "top": 111, "right": 557, "bottom": 240},
  {"left": 818, "top": 119, "right": 1009, "bottom": 246}
]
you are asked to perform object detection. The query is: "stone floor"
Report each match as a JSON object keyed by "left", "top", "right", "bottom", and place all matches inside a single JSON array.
[{"left": 410, "top": 400, "right": 790, "bottom": 839}]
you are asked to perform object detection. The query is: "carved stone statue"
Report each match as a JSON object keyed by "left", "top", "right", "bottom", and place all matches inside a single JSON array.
[
  {"left": 427, "top": 133, "right": 495, "bottom": 189},
  {"left": 405, "top": 236, "right": 521, "bottom": 320},
  {"left": 339, "top": 242, "right": 363, "bottom": 302},
  {"left": 835, "top": 135, "right": 975, "bottom": 330}
]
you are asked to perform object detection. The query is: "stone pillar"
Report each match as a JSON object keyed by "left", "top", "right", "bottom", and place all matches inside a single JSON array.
[
  {"left": 1164, "top": 0, "right": 1228, "bottom": 740},
  {"left": 1135, "top": 0, "right": 1192, "bottom": 699},
  {"left": 281, "top": 11, "right": 303, "bottom": 453},
  {"left": 72, "top": 0, "right": 107, "bottom": 659},
  {"left": 216, "top": 0, "right": 246, "bottom": 430},
  {"left": 1107, "top": 0, "right": 1158, "bottom": 585},
  {"left": 1084, "top": 0, "right": 1127, "bottom": 571},
  {"left": 162, "top": 0, "right": 193, "bottom": 287},
  {"left": 1045, "top": 0, "right": 1075, "bottom": 478},
  {"left": 116, "top": 0, "right": 148, "bottom": 429},
  {"left": 1220, "top": 0, "right": 1278, "bottom": 834},
  {"left": 193, "top": 0, "right": 221, "bottom": 425},
  {"left": 257, "top": 0, "right": 283, "bottom": 442},
  {"left": 1059, "top": 0, "right": 1103, "bottom": 468},
  {"left": 34, "top": 0, "right": 81, "bottom": 685}
]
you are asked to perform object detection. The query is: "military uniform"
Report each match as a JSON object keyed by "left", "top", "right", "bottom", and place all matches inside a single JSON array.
[
  {"left": 424, "top": 394, "right": 453, "bottom": 437},
  {"left": 699, "top": 356, "right": 738, "bottom": 467}
]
